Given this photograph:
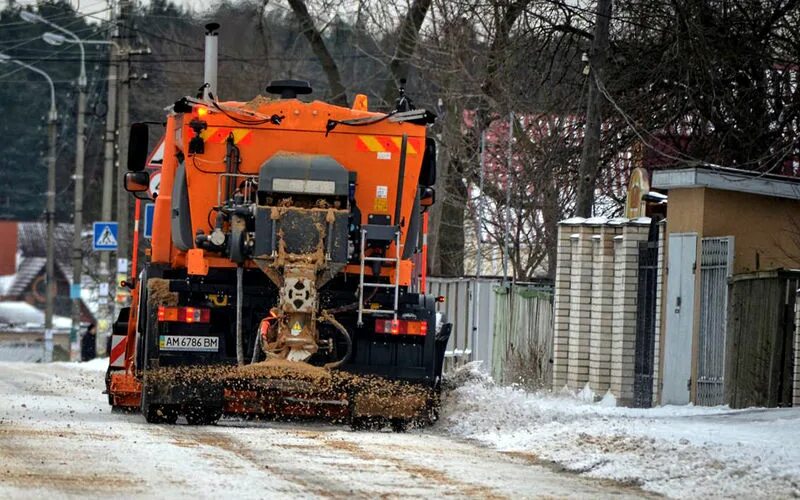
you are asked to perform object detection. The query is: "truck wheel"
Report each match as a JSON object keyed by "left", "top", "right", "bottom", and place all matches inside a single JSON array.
[
  {"left": 350, "top": 416, "right": 382, "bottom": 431},
  {"left": 185, "top": 405, "right": 223, "bottom": 426},
  {"left": 390, "top": 418, "right": 409, "bottom": 433},
  {"left": 141, "top": 382, "right": 178, "bottom": 424},
  {"left": 105, "top": 366, "right": 114, "bottom": 406},
  {"left": 143, "top": 402, "right": 178, "bottom": 424}
]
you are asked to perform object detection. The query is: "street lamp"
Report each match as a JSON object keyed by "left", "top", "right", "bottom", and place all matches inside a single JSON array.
[
  {"left": 0, "top": 52, "right": 58, "bottom": 363},
  {"left": 22, "top": 10, "right": 88, "bottom": 360},
  {"left": 41, "top": 30, "right": 122, "bottom": 356}
]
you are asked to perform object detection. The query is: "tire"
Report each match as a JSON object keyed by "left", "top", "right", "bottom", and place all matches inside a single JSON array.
[
  {"left": 185, "top": 405, "right": 223, "bottom": 426},
  {"left": 105, "top": 366, "right": 114, "bottom": 406},
  {"left": 390, "top": 418, "right": 409, "bottom": 433},
  {"left": 141, "top": 375, "right": 178, "bottom": 424},
  {"left": 142, "top": 401, "right": 178, "bottom": 424},
  {"left": 350, "top": 416, "right": 383, "bottom": 431}
]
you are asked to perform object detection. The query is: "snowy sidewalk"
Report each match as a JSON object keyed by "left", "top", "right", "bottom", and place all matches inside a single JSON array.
[{"left": 439, "top": 364, "right": 800, "bottom": 499}]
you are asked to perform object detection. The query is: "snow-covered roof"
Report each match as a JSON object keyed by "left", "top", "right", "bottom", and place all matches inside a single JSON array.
[
  {"left": 0, "top": 301, "right": 71, "bottom": 330},
  {"left": 560, "top": 216, "right": 651, "bottom": 226}
]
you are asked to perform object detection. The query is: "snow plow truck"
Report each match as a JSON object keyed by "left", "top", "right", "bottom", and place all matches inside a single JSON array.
[{"left": 105, "top": 23, "right": 451, "bottom": 430}]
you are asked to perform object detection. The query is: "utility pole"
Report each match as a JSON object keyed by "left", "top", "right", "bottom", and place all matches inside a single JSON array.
[
  {"left": 45, "top": 105, "right": 57, "bottom": 363},
  {"left": 16, "top": 12, "right": 85, "bottom": 361},
  {"left": 99, "top": 5, "right": 119, "bottom": 356},
  {"left": 503, "top": 112, "right": 513, "bottom": 282},
  {"left": 116, "top": 0, "right": 132, "bottom": 308},
  {"left": 70, "top": 50, "right": 88, "bottom": 361},
  {"left": 575, "top": 0, "right": 613, "bottom": 218}
]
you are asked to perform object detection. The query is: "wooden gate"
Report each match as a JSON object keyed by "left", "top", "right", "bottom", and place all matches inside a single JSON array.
[{"left": 726, "top": 271, "right": 799, "bottom": 408}]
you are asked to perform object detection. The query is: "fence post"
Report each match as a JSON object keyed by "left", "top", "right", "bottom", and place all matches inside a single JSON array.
[
  {"left": 552, "top": 222, "right": 575, "bottom": 390},
  {"left": 567, "top": 224, "right": 594, "bottom": 391},
  {"left": 589, "top": 225, "right": 615, "bottom": 394}
]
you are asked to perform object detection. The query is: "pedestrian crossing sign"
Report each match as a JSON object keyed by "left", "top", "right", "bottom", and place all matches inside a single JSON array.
[{"left": 93, "top": 222, "right": 119, "bottom": 251}]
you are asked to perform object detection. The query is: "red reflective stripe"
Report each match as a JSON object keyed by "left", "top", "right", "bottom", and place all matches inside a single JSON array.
[{"left": 110, "top": 338, "right": 126, "bottom": 365}]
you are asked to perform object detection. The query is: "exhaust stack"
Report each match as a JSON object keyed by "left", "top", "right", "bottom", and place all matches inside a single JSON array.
[{"left": 203, "top": 23, "right": 220, "bottom": 100}]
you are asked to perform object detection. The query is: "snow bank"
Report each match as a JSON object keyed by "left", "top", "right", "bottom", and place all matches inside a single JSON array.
[
  {"left": 440, "top": 365, "right": 800, "bottom": 498},
  {"left": 55, "top": 357, "right": 109, "bottom": 372}
]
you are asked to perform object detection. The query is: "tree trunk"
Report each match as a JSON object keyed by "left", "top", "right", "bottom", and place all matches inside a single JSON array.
[
  {"left": 380, "top": 0, "right": 433, "bottom": 107},
  {"left": 437, "top": 157, "right": 467, "bottom": 276}
]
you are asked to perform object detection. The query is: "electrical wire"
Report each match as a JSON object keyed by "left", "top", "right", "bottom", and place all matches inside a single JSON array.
[
  {"left": 593, "top": 70, "right": 798, "bottom": 179},
  {"left": 191, "top": 154, "right": 227, "bottom": 174},
  {"left": 325, "top": 111, "right": 396, "bottom": 135}
]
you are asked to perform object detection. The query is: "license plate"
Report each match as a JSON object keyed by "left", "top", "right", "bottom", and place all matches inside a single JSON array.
[{"left": 159, "top": 335, "right": 219, "bottom": 352}]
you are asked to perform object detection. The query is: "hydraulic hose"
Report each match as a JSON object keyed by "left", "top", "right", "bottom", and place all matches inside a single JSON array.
[{"left": 320, "top": 311, "right": 352, "bottom": 369}]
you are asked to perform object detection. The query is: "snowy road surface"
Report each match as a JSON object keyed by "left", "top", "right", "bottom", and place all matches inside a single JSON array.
[{"left": 0, "top": 361, "right": 641, "bottom": 499}]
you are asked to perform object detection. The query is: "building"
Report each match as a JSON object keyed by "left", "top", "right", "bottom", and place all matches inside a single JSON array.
[
  {"left": 652, "top": 165, "right": 800, "bottom": 406},
  {"left": 0, "top": 221, "right": 95, "bottom": 361}
]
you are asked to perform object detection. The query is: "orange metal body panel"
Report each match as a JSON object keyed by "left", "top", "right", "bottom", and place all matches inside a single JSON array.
[
  {"left": 151, "top": 114, "right": 180, "bottom": 264},
  {"left": 148, "top": 100, "right": 426, "bottom": 274},
  {"left": 186, "top": 248, "right": 209, "bottom": 276},
  {"left": 110, "top": 372, "right": 142, "bottom": 408}
]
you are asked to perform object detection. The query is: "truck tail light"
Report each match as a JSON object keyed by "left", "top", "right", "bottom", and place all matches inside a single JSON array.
[
  {"left": 157, "top": 306, "right": 211, "bottom": 324},
  {"left": 375, "top": 319, "right": 428, "bottom": 336}
]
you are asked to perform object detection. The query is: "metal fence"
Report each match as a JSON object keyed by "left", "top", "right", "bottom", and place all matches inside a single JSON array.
[
  {"left": 697, "top": 237, "right": 733, "bottom": 406},
  {"left": 426, "top": 278, "right": 498, "bottom": 372},
  {"left": 426, "top": 277, "right": 554, "bottom": 386},
  {"left": 633, "top": 240, "right": 659, "bottom": 408}
]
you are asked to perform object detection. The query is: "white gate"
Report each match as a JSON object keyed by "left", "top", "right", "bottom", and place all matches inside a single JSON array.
[
  {"left": 663, "top": 233, "right": 697, "bottom": 405},
  {"left": 697, "top": 237, "right": 734, "bottom": 406}
]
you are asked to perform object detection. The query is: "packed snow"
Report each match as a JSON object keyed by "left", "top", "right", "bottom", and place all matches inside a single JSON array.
[
  {"left": 0, "top": 360, "right": 642, "bottom": 498},
  {"left": 439, "top": 362, "right": 800, "bottom": 498}
]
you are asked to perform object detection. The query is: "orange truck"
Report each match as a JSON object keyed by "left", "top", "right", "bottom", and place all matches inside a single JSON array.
[{"left": 106, "top": 24, "right": 451, "bottom": 429}]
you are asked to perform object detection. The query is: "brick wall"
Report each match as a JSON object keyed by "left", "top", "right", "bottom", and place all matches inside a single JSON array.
[
  {"left": 589, "top": 225, "right": 618, "bottom": 393},
  {"left": 566, "top": 226, "right": 594, "bottom": 389},
  {"left": 552, "top": 225, "right": 574, "bottom": 390},
  {"left": 795, "top": 294, "right": 800, "bottom": 406},
  {"left": 553, "top": 217, "right": 654, "bottom": 405}
]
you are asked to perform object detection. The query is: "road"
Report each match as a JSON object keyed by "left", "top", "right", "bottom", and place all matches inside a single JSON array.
[{"left": 0, "top": 361, "right": 643, "bottom": 499}]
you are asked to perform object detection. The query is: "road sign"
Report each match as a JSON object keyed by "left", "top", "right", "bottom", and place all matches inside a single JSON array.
[
  {"left": 143, "top": 203, "right": 155, "bottom": 239},
  {"left": 93, "top": 222, "right": 119, "bottom": 251}
]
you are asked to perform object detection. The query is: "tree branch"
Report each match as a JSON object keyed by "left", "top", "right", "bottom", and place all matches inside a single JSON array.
[{"left": 286, "top": 0, "right": 348, "bottom": 106}]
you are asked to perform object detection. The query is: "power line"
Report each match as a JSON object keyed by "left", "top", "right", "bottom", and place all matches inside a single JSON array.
[{"left": 0, "top": 7, "right": 112, "bottom": 53}]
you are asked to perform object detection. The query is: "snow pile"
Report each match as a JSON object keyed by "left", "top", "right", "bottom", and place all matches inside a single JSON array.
[
  {"left": 440, "top": 369, "right": 800, "bottom": 498},
  {"left": 55, "top": 357, "right": 109, "bottom": 372}
]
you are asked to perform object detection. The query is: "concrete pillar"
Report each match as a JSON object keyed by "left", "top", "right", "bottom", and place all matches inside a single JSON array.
[
  {"left": 552, "top": 221, "right": 577, "bottom": 390},
  {"left": 588, "top": 225, "right": 616, "bottom": 393},
  {"left": 610, "top": 223, "right": 648, "bottom": 404},
  {"left": 567, "top": 224, "right": 594, "bottom": 391}
]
